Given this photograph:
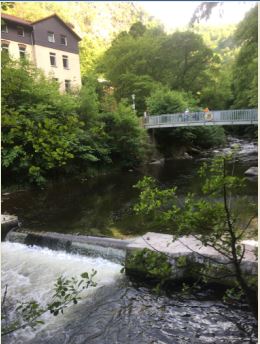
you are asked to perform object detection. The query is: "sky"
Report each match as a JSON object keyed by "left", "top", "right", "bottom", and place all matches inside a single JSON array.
[{"left": 137, "top": 1, "right": 257, "bottom": 30}]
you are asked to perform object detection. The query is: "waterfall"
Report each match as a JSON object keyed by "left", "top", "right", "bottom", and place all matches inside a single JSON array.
[{"left": 2, "top": 242, "right": 123, "bottom": 343}]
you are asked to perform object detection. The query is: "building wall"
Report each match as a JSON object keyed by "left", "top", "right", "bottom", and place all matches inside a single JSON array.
[
  {"left": 1, "top": 15, "right": 82, "bottom": 91},
  {"left": 33, "top": 45, "right": 81, "bottom": 91},
  {"left": 2, "top": 39, "right": 35, "bottom": 62},
  {"left": 33, "top": 17, "right": 79, "bottom": 54},
  {"left": 1, "top": 20, "right": 33, "bottom": 45}
]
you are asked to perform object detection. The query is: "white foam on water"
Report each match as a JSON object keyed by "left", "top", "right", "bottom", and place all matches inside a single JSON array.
[{"left": 1, "top": 242, "right": 123, "bottom": 343}]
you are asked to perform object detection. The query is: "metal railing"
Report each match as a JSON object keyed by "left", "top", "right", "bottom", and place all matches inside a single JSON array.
[{"left": 144, "top": 109, "right": 258, "bottom": 129}]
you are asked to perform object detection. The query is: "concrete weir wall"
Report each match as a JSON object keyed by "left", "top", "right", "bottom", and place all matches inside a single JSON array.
[
  {"left": 1, "top": 215, "right": 19, "bottom": 240},
  {"left": 126, "top": 232, "right": 258, "bottom": 286},
  {"left": 6, "top": 229, "right": 133, "bottom": 264},
  {"left": 2, "top": 217, "right": 257, "bottom": 286}
]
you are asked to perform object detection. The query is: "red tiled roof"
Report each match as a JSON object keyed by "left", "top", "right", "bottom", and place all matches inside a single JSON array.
[{"left": 1, "top": 13, "right": 32, "bottom": 26}]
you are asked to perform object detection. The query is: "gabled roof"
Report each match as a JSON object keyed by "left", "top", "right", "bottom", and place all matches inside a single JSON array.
[
  {"left": 32, "top": 14, "right": 81, "bottom": 41},
  {"left": 1, "top": 13, "right": 32, "bottom": 27}
]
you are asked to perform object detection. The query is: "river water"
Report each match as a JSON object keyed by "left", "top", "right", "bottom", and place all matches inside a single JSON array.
[
  {"left": 1, "top": 242, "right": 257, "bottom": 344},
  {"left": 1, "top": 137, "right": 258, "bottom": 343},
  {"left": 1, "top": 137, "right": 257, "bottom": 238}
]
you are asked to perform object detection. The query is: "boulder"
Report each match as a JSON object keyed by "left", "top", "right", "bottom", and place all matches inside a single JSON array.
[
  {"left": 149, "top": 158, "right": 165, "bottom": 165},
  {"left": 244, "top": 167, "right": 258, "bottom": 176}
]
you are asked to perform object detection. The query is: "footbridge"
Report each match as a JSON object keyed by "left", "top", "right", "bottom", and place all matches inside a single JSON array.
[{"left": 144, "top": 109, "right": 258, "bottom": 129}]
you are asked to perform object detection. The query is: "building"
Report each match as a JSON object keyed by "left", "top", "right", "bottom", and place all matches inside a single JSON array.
[{"left": 1, "top": 13, "right": 82, "bottom": 92}]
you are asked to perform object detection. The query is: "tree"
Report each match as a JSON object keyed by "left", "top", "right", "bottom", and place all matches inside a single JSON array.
[
  {"left": 101, "top": 101, "right": 149, "bottom": 167},
  {"left": 99, "top": 26, "right": 218, "bottom": 105},
  {"left": 1, "top": 56, "right": 109, "bottom": 185},
  {"left": 80, "top": 35, "right": 105, "bottom": 76},
  {"left": 158, "top": 31, "right": 216, "bottom": 94},
  {"left": 146, "top": 87, "right": 188, "bottom": 115},
  {"left": 134, "top": 151, "right": 257, "bottom": 318},
  {"left": 232, "top": 6, "right": 257, "bottom": 108},
  {"left": 97, "top": 23, "right": 167, "bottom": 113},
  {"left": 114, "top": 73, "right": 161, "bottom": 115},
  {"left": 1, "top": 2, "right": 13, "bottom": 11},
  {"left": 78, "top": 74, "right": 100, "bottom": 121},
  {"left": 145, "top": 86, "right": 226, "bottom": 154},
  {"left": 189, "top": 2, "right": 221, "bottom": 26},
  {"left": 200, "top": 64, "right": 234, "bottom": 109},
  {"left": 2, "top": 271, "right": 97, "bottom": 337}
]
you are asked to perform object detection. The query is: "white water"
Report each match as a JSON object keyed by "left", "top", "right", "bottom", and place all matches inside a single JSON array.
[{"left": 1, "top": 242, "right": 123, "bottom": 343}]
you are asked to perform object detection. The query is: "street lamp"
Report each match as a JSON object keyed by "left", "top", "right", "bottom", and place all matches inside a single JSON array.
[{"left": 131, "top": 94, "right": 136, "bottom": 112}]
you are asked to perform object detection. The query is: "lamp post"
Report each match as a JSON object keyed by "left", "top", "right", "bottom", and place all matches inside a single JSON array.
[{"left": 131, "top": 94, "right": 136, "bottom": 113}]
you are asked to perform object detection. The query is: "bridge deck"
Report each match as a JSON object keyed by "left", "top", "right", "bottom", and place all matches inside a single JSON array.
[{"left": 144, "top": 109, "right": 258, "bottom": 129}]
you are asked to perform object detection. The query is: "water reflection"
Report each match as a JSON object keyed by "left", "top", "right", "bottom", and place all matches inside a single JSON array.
[{"left": 2, "top": 139, "right": 257, "bottom": 238}]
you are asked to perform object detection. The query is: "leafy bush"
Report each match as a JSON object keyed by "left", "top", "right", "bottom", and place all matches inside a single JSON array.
[
  {"left": 2, "top": 57, "right": 151, "bottom": 184},
  {"left": 101, "top": 102, "right": 149, "bottom": 167},
  {"left": 1, "top": 57, "right": 107, "bottom": 185},
  {"left": 146, "top": 87, "right": 188, "bottom": 115},
  {"left": 126, "top": 248, "right": 172, "bottom": 281},
  {"left": 78, "top": 74, "right": 100, "bottom": 121},
  {"left": 133, "top": 152, "right": 257, "bottom": 318}
]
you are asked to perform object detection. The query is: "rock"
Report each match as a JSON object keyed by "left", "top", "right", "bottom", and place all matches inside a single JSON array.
[
  {"left": 188, "top": 147, "right": 201, "bottom": 155},
  {"left": 244, "top": 167, "right": 258, "bottom": 176},
  {"left": 183, "top": 152, "right": 193, "bottom": 160},
  {"left": 149, "top": 158, "right": 165, "bottom": 165}
]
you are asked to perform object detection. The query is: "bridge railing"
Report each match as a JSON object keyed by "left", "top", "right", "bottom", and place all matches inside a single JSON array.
[
  {"left": 144, "top": 109, "right": 258, "bottom": 128},
  {"left": 219, "top": 109, "right": 258, "bottom": 121}
]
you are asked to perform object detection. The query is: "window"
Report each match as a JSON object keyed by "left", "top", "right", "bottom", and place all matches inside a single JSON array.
[
  {"left": 62, "top": 55, "right": 69, "bottom": 69},
  {"left": 19, "top": 46, "right": 26, "bottom": 59},
  {"left": 50, "top": 52, "right": 56, "bottom": 66},
  {"left": 17, "top": 26, "right": 24, "bottom": 36},
  {"left": 1, "top": 42, "right": 9, "bottom": 54},
  {"left": 48, "top": 32, "right": 55, "bottom": 43},
  {"left": 65, "top": 80, "right": 71, "bottom": 92},
  {"left": 1, "top": 24, "right": 8, "bottom": 33},
  {"left": 60, "top": 35, "right": 67, "bottom": 46}
]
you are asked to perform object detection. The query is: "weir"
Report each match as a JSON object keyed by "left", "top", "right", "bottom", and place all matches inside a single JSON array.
[
  {"left": 3, "top": 239, "right": 257, "bottom": 344},
  {"left": 6, "top": 229, "right": 132, "bottom": 264},
  {"left": 1, "top": 214, "right": 19, "bottom": 240},
  {"left": 3, "top": 223, "right": 258, "bottom": 284}
]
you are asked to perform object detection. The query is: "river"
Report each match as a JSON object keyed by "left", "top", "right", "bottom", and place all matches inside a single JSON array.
[
  {"left": 1, "top": 137, "right": 257, "bottom": 238},
  {"left": 1, "top": 137, "right": 258, "bottom": 343},
  {"left": 1, "top": 242, "right": 257, "bottom": 344}
]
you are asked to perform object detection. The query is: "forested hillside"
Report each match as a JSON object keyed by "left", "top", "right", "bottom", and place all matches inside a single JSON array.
[{"left": 4, "top": 2, "right": 158, "bottom": 74}]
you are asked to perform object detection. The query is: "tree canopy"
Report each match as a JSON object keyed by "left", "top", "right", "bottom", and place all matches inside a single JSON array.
[{"left": 232, "top": 5, "right": 258, "bottom": 108}]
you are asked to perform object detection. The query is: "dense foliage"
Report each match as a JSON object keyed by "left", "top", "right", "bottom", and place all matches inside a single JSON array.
[
  {"left": 98, "top": 26, "right": 219, "bottom": 114},
  {"left": 232, "top": 6, "right": 258, "bottom": 108},
  {"left": 100, "top": 102, "right": 148, "bottom": 167},
  {"left": 2, "top": 4, "right": 257, "bottom": 185},
  {"left": 1, "top": 56, "right": 148, "bottom": 185},
  {"left": 134, "top": 152, "right": 257, "bottom": 318},
  {"left": 146, "top": 87, "right": 226, "bottom": 153}
]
